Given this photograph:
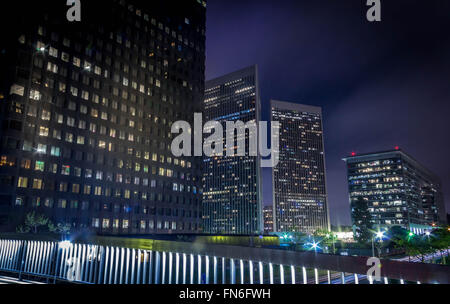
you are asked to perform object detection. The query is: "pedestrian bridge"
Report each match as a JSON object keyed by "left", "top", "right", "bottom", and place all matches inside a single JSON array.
[{"left": 0, "top": 235, "right": 448, "bottom": 284}]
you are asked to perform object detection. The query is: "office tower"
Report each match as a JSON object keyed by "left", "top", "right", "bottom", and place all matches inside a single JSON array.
[
  {"left": 344, "top": 149, "right": 446, "bottom": 234},
  {"left": 271, "top": 100, "right": 330, "bottom": 234},
  {"left": 202, "top": 66, "right": 263, "bottom": 235},
  {"left": 0, "top": 0, "right": 206, "bottom": 234},
  {"left": 263, "top": 206, "right": 274, "bottom": 234}
]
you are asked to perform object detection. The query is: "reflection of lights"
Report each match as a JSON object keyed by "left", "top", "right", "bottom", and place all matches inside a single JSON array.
[
  {"left": 59, "top": 240, "right": 72, "bottom": 250},
  {"left": 425, "top": 231, "right": 431, "bottom": 236}
]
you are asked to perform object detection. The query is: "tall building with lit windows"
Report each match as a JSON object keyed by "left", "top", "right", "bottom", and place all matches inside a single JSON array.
[
  {"left": 263, "top": 206, "right": 274, "bottom": 234},
  {"left": 202, "top": 66, "right": 263, "bottom": 235},
  {"left": 343, "top": 149, "right": 446, "bottom": 234},
  {"left": 271, "top": 101, "right": 329, "bottom": 234},
  {"left": 0, "top": 0, "right": 206, "bottom": 234}
]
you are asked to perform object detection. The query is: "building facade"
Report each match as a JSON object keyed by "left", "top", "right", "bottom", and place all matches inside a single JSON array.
[
  {"left": 263, "top": 206, "right": 274, "bottom": 234},
  {"left": 202, "top": 66, "right": 263, "bottom": 235},
  {"left": 0, "top": 0, "right": 206, "bottom": 234},
  {"left": 271, "top": 101, "right": 330, "bottom": 234},
  {"left": 344, "top": 149, "right": 446, "bottom": 233}
]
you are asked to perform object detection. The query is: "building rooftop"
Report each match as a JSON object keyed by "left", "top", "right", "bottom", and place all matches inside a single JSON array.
[{"left": 343, "top": 148, "right": 441, "bottom": 184}]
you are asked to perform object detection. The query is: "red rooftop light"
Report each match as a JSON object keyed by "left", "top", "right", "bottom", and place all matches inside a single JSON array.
[
  {"left": 395, "top": 146, "right": 400, "bottom": 150},
  {"left": 351, "top": 152, "right": 356, "bottom": 156}
]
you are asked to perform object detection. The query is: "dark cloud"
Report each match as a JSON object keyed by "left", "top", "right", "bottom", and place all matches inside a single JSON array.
[{"left": 206, "top": 0, "right": 450, "bottom": 226}]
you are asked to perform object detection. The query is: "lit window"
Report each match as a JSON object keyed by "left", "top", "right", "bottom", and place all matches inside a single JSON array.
[
  {"left": 17, "top": 177, "right": 28, "bottom": 188},
  {"left": 73, "top": 57, "right": 81, "bottom": 67},
  {"left": 92, "top": 218, "right": 100, "bottom": 228},
  {"left": 35, "top": 161, "right": 45, "bottom": 172},
  {"left": 36, "top": 144, "right": 47, "bottom": 154},
  {"left": 61, "top": 165, "right": 70, "bottom": 176},
  {"left": 102, "top": 219, "right": 110, "bottom": 229},
  {"left": 39, "top": 126, "right": 49, "bottom": 137},
  {"left": 32, "top": 179, "right": 43, "bottom": 190}
]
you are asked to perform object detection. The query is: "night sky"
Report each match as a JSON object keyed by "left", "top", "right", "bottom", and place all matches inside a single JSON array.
[{"left": 205, "top": 0, "right": 450, "bottom": 226}]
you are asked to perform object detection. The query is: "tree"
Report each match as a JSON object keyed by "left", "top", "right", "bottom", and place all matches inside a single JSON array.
[
  {"left": 48, "top": 222, "right": 72, "bottom": 235},
  {"left": 16, "top": 225, "right": 30, "bottom": 234},
  {"left": 351, "top": 197, "right": 373, "bottom": 244},
  {"left": 430, "top": 228, "right": 450, "bottom": 265},
  {"left": 388, "top": 226, "right": 444, "bottom": 263},
  {"left": 314, "top": 229, "right": 338, "bottom": 254},
  {"left": 23, "top": 212, "right": 49, "bottom": 234}
]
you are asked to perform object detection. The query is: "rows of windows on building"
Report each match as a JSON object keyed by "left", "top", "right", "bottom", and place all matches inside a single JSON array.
[
  {"left": 271, "top": 101, "right": 329, "bottom": 234},
  {"left": 202, "top": 66, "right": 262, "bottom": 235},
  {"left": 345, "top": 150, "right": 445, "bottom": 230},
  {"left": 0, "top": 0, "right": 206, "bottom": 233},
  {"left": 263, "top": 206, "right": 274, "bottom": 234}
]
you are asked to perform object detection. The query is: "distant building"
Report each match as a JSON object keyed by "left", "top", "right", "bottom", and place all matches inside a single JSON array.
[
  {"left": 344, "top": 149, "right": 446, "bottom": 234},
  {"left": 202, "top": 66, "right": 263, "bottom": 235},
  {"left": 263, "top": 206, "right": 274, "bottom": 233},
  {"left": 271, "top": 100, "right": 330, "bottom": 234}
]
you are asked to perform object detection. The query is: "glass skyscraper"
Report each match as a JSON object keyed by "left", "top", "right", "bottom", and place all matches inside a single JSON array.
[
  {"left": 202, "top": 66, "right": 263, "bottom": 235},
  {"left": 344, "top": 149, "right": 446, "bottom": 233},
  {"left": 0, "top": 0, "right": 206, "bottom": 234},
  {"left": 271, "top": 101, "right": 329, "bottom": 234}
]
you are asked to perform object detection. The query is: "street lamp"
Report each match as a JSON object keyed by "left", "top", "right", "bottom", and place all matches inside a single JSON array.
[
  {"left": 372, "top": 230, "right": 385, "bottom": 257},
  {"left": 307, "top": 240, "right": 321, "bottom": 253}
]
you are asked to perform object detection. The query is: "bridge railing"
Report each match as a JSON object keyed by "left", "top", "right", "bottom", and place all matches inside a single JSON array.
[{"left": 0, "top": 237, "right": 448, "bottom": 284}]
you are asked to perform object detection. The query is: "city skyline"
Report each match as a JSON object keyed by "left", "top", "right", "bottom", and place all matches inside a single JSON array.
[
  {"left": 0, "top": 0, "right": 447, "bottom": 233},
  {"left": 0, "top": 0, "right": 448, "bottom": 289},
  {"left": 205, "top": 0, "right": 450, "bottom": 226}
]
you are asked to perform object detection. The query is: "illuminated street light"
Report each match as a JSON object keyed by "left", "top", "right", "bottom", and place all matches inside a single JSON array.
[
  {"left": 372, "top": 230, "right": 386, "bottom": 257},
  {"left": 375, "top": 231, "right": 385, "bottom": 240},
  {"left": 307, "top": 240, "right": 321, "bottom": 253}
]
